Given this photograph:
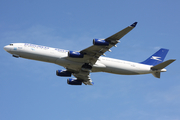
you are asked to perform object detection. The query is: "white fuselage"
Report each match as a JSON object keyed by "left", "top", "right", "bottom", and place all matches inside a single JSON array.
[{"left": 4, "top": 43, "right": 156, "bottom": 75}]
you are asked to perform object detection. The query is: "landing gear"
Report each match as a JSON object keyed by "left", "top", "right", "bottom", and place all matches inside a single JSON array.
[{"left": 81, "top": 63, "right": 92, "bottom": 71}]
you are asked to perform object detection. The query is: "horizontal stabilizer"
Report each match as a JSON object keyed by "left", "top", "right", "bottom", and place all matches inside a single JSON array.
[
  {"left": 151, "top": 59, "right": 175, "bottom": 78},
  {"left": 151, "top": 59, "right": 176, "bottom": 70}
]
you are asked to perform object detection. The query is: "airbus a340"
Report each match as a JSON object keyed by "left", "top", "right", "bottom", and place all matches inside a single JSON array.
[{"left": 4, "top": 22, "right": 175, "bottom": 85}]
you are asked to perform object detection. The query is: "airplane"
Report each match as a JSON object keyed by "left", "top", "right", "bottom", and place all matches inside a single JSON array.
[{"left": 3, "top": 22, "right": 176, "bottom": 85}]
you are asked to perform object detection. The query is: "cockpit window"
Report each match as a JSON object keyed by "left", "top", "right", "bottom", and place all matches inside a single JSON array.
[{"left": 9, "top": 44, "right": 13, "bottom": 46}]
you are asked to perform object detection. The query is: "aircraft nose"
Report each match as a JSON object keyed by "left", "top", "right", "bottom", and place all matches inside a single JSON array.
[{"left": 3, "top": 45, "right": 11, "bottom": 52}]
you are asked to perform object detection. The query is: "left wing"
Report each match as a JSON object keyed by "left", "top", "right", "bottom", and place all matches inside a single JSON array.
[
  {"left": 65, "top": 22, "right": 137, "bottom": 85},
  {"left": 80, "top": 22, "right": 137, "bottom": 65}
]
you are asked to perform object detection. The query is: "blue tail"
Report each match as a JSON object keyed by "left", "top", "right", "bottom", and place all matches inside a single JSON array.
[{"left": 140, "top": 48, "right": 169, "bottom": 66}]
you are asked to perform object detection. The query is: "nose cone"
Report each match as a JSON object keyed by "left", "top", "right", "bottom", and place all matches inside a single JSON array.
[{"left": 4, "top": 45, "right": 11, "bottom": 52}]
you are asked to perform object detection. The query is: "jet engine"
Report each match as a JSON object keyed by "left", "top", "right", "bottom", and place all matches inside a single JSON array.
[
  {"left": 93, "top": 39, "right": 109, "bottom": 46},
  {"left": 56, "top": 70, "right": 72, "bottom": 77},
  {"left": 67, "top": 78, "right": 82, "bottom": 85},
  {"left": 68, "top": 51, "right": 84, "bottom": 58}
]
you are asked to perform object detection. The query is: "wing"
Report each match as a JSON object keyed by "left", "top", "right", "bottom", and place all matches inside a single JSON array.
[
  {"left": 80, "top": 22, "right": 137, "bottom": 65},
  {"left": 65, "top": 22, "right": 137, "bottom": 85}
]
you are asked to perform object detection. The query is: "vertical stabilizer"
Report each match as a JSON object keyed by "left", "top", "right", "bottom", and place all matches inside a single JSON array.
[{"left": 141, "top": 48, "right": 169, "bottom": 66}]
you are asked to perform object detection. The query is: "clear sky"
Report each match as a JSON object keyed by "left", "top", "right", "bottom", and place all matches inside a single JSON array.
[{"left": 1, "top": 0, "right": 180, "bottom": 120}]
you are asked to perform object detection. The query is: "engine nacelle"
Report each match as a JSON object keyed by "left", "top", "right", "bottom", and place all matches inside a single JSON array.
[
  {"left": 67, "top": 78, "right": 82, "bottom": 85},
  {"left": 56, "top": 70, "right": 72, "bottom": 77},
  {"left": 93, "top": 39, "right": 109, "bottom": 46},
  {"left": 68, "top": 51, "right": 84, "bottom": 58}
]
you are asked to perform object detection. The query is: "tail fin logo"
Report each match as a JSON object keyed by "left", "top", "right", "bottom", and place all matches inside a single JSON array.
[
  {"left": 151, "top": 56, "right": 162, "bottom": 61},
  {"left": 140, "top": 48, "right": 169, "bottom": 66}
]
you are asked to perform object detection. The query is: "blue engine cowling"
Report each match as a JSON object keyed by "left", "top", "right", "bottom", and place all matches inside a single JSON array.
[
  {"left": 56, "top": 70, "right": 72, "bottom": 77},
  {"left": 93, "top": 39, "right": 109, "bottom": 46},
  {"left": 67, "top": 78, "right": 82, "bottom": 85},
  {"left": 68, "top": 51, "right": 84, "bottom": 58}
]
